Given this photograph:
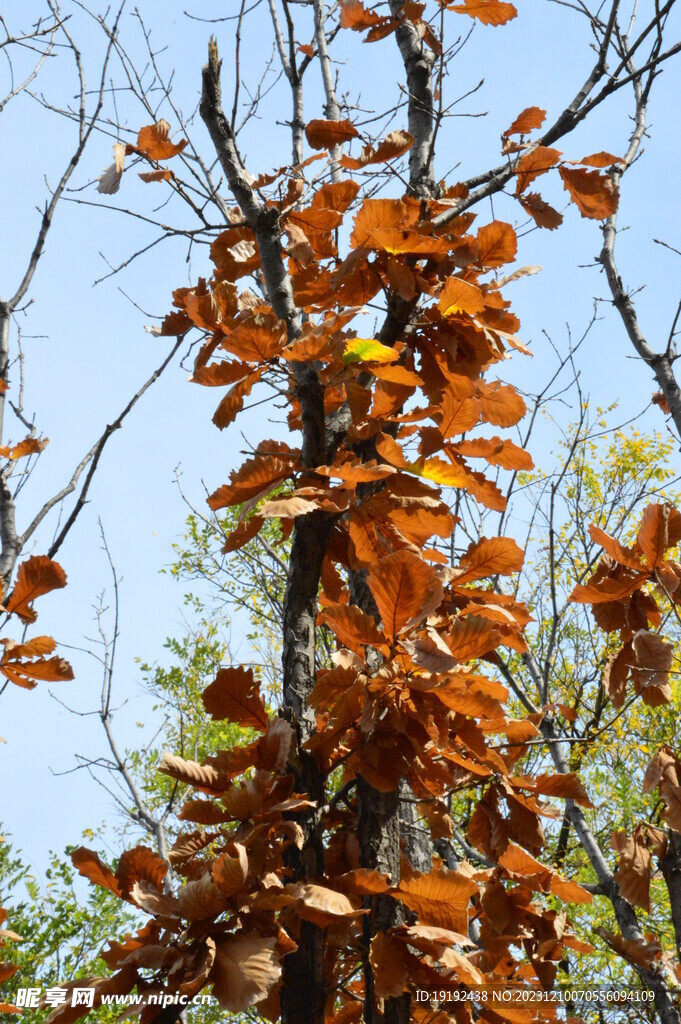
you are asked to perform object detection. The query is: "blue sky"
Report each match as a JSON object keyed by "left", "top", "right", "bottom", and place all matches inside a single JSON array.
[{"left": 1, "top": 0, "right": 680, "bottom": 874}]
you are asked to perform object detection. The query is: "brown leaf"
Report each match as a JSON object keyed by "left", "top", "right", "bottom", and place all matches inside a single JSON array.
[
  {"left": 438, "top": 277, "right": 485, "bottom": 316},
  {"left": 588, "top": 524, "right": 645, "bottom": 570},
  {"left": 476, "top": 221, "right": 517, "bottom": 268},
  {"left": 614, "top": 827, "right": 652, "bottom": 911},
  {"left": 116, "top": 846, "right": 168, "bottom": 900},
  {"left": 212, "top": 843, "right": 249, "bottom": 897},
  {"left": 158, "top": 753, "right": 227, "bottom": 794},
  {"left": 448, "top": 0, "right": 517, "bottom": 26},
  {"left": 0, "top": 962, "right": 18, "bottom": 983},
  {"left": 207, "top": 455, "right": 292, "bottom": 510},
  {"left": 514, "top": 146, "right": 562, "bottom": 194},
  {"left": 503, "top": 106, "right": 546, "bottom": 137},
  {"left": 5, "top": 556, "right": 67, "bottom": 623},
  {"left": 456, "top": 536, "right": 524, "bottom": 584},
  {"left": 177, "top": 873, "right": 226, "bottom": 920},
  {"left": 71, "top": 848, "right": 122, "bottom": 897},
  {"left": 305, "top": 118, "right": 359, "bottom": 150},
  {"left": 319, "top": 603, "right": 389, "bottom": 654},
  {"left": 637, "top": 502, "right": 681, "bottom": 567},
  {"left": 531, "top": 772, "right": 593, "bottom": 807},
  {"left": 202, "top": 666, "right": 268, "bottom": 731},
  {"left": 212, "top": 370, "right": 262, "bottom": 430},
  {"left": 559, "top": 165, "right": 618, "bottom": 219},
  {"left": 570, "top": 571, "right": 648, "bottom": 605},
  {"left": 139, "top": 168, "right": 175, "bottom": 183},
  {"left": 597, "top": 928, "right": 662, "bottom": 968},
  {"left": 44, "top": 968, "right": 137, "bottom": 1024},
  {"left": 370, "top": 933, "right": 409, "bottom": 998},
  {"left": 210, "top": 935, "right": 281, "bottom": 1012},
  {"left": 136, "top": 120, "right": 187, "bottom": 160},
  {"left": 367, "top": 550, "right": 443, "bottom": 641},
  {"left": 518, "top": 191, "right": 563, "bottom": 230},
  {"left": 603, "top": 646, "right": 630, "bottom": 709},
  {"left": 394, "top": 869, "right": 478, "bottom": 933},
  {"left": 340, "top": 129, "right": 413, "bottom": 169},
  {"left": 0, "top": 654, "right": 73, "bottom": 689}
]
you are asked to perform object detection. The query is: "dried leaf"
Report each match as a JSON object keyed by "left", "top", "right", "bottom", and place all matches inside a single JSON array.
[
  {"left": 202, "top": 666, "right": 269, "bottom": 731},
  {"left": 305, "top": 118, "right": 359, "bottom": 150}
]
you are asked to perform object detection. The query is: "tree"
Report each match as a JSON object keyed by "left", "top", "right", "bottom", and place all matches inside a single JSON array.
[{"left": 5, "top": 2, "right": 681, "bottom": 1024}]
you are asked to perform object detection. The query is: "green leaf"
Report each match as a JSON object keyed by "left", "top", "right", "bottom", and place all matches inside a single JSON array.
[{"left": 342, "top": 338, "right": 398, "bottom": 366}]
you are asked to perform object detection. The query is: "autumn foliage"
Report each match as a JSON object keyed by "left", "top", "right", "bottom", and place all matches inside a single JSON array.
[{"left": 10, "top": 2, "right": 681, "bottom": 1023}]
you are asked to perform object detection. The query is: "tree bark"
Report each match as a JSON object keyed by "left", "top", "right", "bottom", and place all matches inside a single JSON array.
[
  {"left": 200, "top": 42, "right": 330, "bottom": 1024},
  {"left": 661, "top": 831, "right": 681, "bottom": 958}
]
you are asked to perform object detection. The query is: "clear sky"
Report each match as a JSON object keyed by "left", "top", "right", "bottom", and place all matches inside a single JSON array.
[{"left": 2, "top": 0, "right": 680, "bottom": 874}]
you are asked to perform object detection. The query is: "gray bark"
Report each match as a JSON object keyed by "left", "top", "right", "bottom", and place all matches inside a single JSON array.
[{"left": 388, "top": 0, "right": 437, "bottom": 198}]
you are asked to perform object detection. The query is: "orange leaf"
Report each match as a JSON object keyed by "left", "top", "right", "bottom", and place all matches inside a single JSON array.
[
  {"left": 394, "top": 869, "right": 478, "bottom": 933},
  {"left": 71, "top": 848, "right": 122, "bottom": 897},
  {"left": 202, "top": 666, "right": 268, "bottom": 732},
  {"left": 350, "top": 199, "right": 419, "bottom": 248},
  {"left": 191, "top": 360, "right": 253, "bottom": 387},
  {"left": 5, "top": 556, "right": 67, "bottom": 623},
  {"left": 222, "top": 515, "right": 265, "bottom": 553},
  {"left": 456, "top": 536, "right": 524, "bottom": 583},
  {"left": 319, "top": 603, "right": 389, "bottom": 654},
  {"left": 339, "top": 0, "right": 384, "bottom": 30},
  {"left": 637, "top": 503, "right": 681, "bottom": 567},
  {"left": 476, "top": 221, "right": 517, "bottom": 268},
  {"left": 0, "top": 436, "right": 48, "bottom": 460},
  {"left": 340, "top": 130, "right": 413, "bottom": 169},
  {"left": 0, "top": 655, "right": 73, "bottom": 689},
  {"left": 559, "top": 165, "right": 618, "bottom": 219},
  {"left": 514, "top": 146, "right": 561, "bottom": 195},
  {"left": 311, "top": 179, "right": 361, "bottom": 213},
  {"left": 447, "top": 0, "right": 517, "bottom": 25},
  {"left": 136, "top": 120, "right": 188, "bottom": 160},
  {"left": 453, "top": 436, "right": 533, "bottom": 470},
  {"left": 477, "top": 381, "right": 526, "bottom": 427},
  {"left": 498, "top": 842, "right": 549, "bottom": 877},
  {"left": 578, "top": 151, "right": 621, "bottom": 168},
  {"left": 438, "top": 278, "right": 485, "bottom": 316},
  {"left": 207, "top": 455, "right": 292, "bottom": 510},
  {"left": 531, "top": 772, "right": 593, "bottom": 807},
  {"left": 138, "top": 168, "right": 175, "bottom": 183},
  {"left": 503, "top": 106, "right": 546, "bottom": 137},
  {"left": 570, "top": 572, "right": 648, "bottom": 604},
  {"left": 518, "top": 192, "right": 563, "bottom": 230},
  {"left": 116, "top": 847, "right": 168, "bottom": 899},
  {"left": 305, "top": 118, "right": 359, "bottom": 150},
  {"left": 367, "top": 550, "right": 443, "bottom": 641},
  {"left": 588, "top": 524, "right": 645, "bottom": 570},
  {"left": 370, "top": 933, "right": 409, "bottom": 999},
  {"left": 212, "top": 370, "right": 262, "bottom": 430}
]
